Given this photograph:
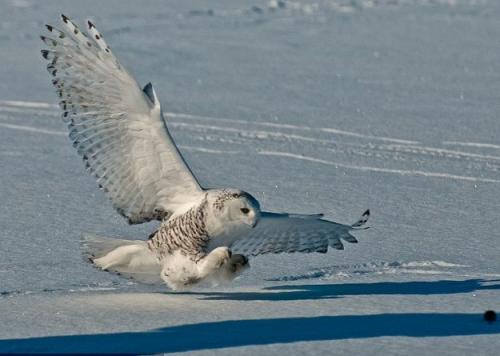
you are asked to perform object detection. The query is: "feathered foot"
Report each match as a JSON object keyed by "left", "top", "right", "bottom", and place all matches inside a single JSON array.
[
  {"left": 197, "top": 247, "right": 232, "bottom": 277},
  {"left": 160, "top": 248, "right": 250, "bottom": 290},
  {"left": 161, "top": 247, "right": 232, "bottom": 290},
  {"left": 206, "top": 253, "right": 250, "bottom": 286}
]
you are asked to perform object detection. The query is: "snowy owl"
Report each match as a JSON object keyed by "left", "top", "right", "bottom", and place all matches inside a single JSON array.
[{"left": 40, "top": 15, "right": 370, "bottom": 290}]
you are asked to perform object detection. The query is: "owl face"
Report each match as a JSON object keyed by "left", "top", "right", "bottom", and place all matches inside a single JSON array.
[
  {"left": 224, "top": 192, "right": 260, "bottom": 228},
  {"left": 206, "top": 189, "right": 261, "bottom": 236}
]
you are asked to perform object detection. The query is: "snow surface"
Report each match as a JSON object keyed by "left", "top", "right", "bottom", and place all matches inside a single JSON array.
[{"left": 0, "top": 0, "right": 499, "bottom": 354}]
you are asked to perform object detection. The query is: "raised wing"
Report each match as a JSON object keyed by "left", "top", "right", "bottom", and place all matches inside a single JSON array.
[
  {"left": 232, "top": 210, "right": 370, "bottom": 256},
  {"left": 40, "top": 15, "right": 204, "bottom": 224}
]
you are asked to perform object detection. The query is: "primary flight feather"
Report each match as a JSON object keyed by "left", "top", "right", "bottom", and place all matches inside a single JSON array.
[{"left": 41, "top": 15, "right": 369, "bottom": 290}]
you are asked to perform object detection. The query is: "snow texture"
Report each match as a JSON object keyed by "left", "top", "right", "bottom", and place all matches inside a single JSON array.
[{"left": 0, "top": 0, "right": 499, "bottom": 354}]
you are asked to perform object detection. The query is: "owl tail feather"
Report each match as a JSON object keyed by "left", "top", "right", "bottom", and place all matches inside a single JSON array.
[{"left": 81, "top": 234, "right": 162, "bottom": 284}]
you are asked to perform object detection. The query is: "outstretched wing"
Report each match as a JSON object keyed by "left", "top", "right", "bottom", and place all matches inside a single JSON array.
[
  {"left": 232, "top": 210, "right": 370, "bottom": 256},
  {"left": 40, "top": 15, "right": 204, "bottom": 224}
]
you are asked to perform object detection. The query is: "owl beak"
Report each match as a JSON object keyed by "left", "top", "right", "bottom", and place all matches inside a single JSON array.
[
  {"left": 244, "top": 210, "right": 259, "bottom": 228},
  {"left": 245, "top": 217, "right": 258, "bottom": 228},
  {"left": 250, "top": 211, "right": 260, "bottom": 228}
]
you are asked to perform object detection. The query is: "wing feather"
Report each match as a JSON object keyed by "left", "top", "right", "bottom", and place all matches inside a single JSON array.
[
  {"left": 41, "top": 15, "right": 203, "bottom": 224},
  {"left": 232, "top": 210, "right": 370, "bottom": 256}
]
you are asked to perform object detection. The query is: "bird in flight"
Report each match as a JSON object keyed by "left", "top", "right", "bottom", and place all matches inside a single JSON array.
[{"left": 40, "top": 15, "right": 370, "bottom": 290}]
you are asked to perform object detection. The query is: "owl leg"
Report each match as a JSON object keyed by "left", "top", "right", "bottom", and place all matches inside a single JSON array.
[
  {"left": 161, "top": 248, "right": 246, "bottom": 290},
  {"left": 196, "top": 246, "right": 232, "bottom": 279},
  {"left": 203, "top": 253, "right": 250, "bottom": 286},
  {"left": 160, "top": 250, "right": 207, "bottom": 291}
]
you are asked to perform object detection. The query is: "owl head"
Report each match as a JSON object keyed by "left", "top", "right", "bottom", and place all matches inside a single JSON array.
[{"left": 205, "top": 188, "right": 261, "bottom": 236}]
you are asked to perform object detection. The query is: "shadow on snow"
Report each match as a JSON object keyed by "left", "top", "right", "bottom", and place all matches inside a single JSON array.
[
  {"left": 0, "top": 313, "right": 498, "bottom": 354},
  {"left": 190, "top": 279, "right": 500, "bottom": 301},
  {"left": 2, "top": 279, "right": 499, "bottom": 353}
]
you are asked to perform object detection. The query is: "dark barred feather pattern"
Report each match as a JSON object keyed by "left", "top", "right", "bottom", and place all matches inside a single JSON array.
[
  {"left": 213, "top": 189, "right": 260, "bottom": 211},
  {"left": 148, "top": 199, "right": 209, "bottom": 262}
]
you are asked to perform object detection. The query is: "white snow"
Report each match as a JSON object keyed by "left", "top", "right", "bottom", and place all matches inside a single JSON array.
[
  {"left": 258, "top": 150, "right": 500, "bottom": 183},
  {"left": 0, "top": 0, "right": 499, "bottom": 354}
]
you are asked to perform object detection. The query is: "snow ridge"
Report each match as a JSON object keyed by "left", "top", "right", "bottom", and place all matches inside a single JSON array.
[
  {"left": 267, "top": 260, "right": 472, "bottom": 281},
  {"left": 1, "top": 100, "right": 500, "bottom": 184}
]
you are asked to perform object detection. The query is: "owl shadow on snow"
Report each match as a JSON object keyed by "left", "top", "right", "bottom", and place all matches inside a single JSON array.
[
  {"left": 1, "top": 280, "right": 499, "bottom": 353},
  {"left": 1, "top": 312, "right": 498, "bottom": 354},
  {"left": 188, "top": 279, "right": 500, "bottom": 301}
]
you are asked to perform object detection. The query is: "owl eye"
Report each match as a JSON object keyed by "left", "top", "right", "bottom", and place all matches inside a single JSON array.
[{"left": 240, "top": 208, "right": 250, "bottom": 214}]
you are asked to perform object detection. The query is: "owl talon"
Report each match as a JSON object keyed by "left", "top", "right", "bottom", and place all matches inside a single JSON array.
[{"left": 227, "top": 254, "right": 250, "bottom": 274}]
